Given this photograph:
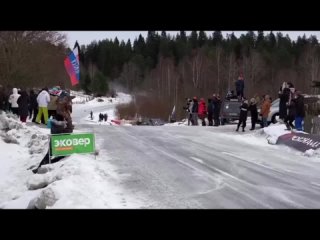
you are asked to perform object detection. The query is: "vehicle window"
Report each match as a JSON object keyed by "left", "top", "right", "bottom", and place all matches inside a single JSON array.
[{"left": 222, "top": 102, "right": 241, "bottom": 113}]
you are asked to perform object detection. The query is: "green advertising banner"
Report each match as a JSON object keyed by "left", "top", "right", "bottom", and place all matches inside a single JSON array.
[{"left": 51, "top": 133, "right": 95, "bottom": 157}]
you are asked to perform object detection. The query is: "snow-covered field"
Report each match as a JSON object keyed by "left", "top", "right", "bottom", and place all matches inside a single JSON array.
[{"left": 2, "top": 91, "right": 320, "bottom": 208}]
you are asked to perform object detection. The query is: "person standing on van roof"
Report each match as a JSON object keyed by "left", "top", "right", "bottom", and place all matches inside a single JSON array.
[{"left": 235, "top": 75, "right": 245, "bottom": 100}]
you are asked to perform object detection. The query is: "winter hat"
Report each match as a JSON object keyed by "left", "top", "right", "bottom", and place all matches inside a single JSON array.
[{"left": 49, "top": 87, "right": 62, "bottom": 96}]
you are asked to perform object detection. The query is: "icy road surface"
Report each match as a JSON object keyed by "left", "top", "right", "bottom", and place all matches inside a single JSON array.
[{"left": 76, "top": 123, "right": 320, "bottom": 209}]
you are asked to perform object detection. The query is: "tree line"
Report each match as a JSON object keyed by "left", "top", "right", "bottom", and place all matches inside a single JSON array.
[
  {"left": 2, "top": 31, "right": 320, "bottom": 120},
  {"left": 0, "top": 31, "right": 70, "bottom": 90},
  {"left": 80, "top": 31, "right": 320, "bottom": 119}
]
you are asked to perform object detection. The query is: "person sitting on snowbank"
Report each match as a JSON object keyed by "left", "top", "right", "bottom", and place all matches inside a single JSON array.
[{"left": 32, "top": 94, "right": 74, "bottom": 174}]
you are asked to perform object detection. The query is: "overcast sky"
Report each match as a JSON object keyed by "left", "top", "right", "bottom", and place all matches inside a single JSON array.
[{"left": 61, "top": 31, "right": 320, "bottom": 48}]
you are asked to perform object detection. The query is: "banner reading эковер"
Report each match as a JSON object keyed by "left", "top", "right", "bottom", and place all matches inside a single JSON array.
[{"left": 51, "top": 133, "right": 95, "bottom": 157}]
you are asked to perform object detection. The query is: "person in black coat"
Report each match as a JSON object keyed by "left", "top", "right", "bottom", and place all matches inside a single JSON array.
[
  {"left": 284, "top": 87, "right": 296, "bottom": 130},
  {"left": 29, "top": 89, "right": 38, "bottom": 122},
  {"left": 207, "top": 98, "right": 213, "bottom": 126},
  {"left": 248, "top": 98, "right": 258, "bottom": 130},
  {"left": 192, "top": 97, "right": 198, "bottom": 126},
  {"left": 32, "top": 105, "right": 73, "bottom": 174},
  {"left": 285, "top": 99, "right": 296, "bottom": 130},
  {"left": 294, "top": 92, "right": 305, "bottom": 131},
  {"left": 236, "top": 99, "right": 249, "bottom": 132},
  {"left": 278, "top": 82, "right": 290, "bottom": 120},
  {"left": 17, "top": 90, "right": 30, "bottom": 123},
  {"left": 212, "top": 94, "right": 221, "bottom": 126}
]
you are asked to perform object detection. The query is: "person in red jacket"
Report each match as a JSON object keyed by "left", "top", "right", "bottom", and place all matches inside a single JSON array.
[{"left": 198, "top": 98, "right": 207, "bottom": 126}]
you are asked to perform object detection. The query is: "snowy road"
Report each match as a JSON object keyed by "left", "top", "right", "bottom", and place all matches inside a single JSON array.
[
  {"left": 76, "top": 123, "right": 320, "bottom": 208},
  {"left": 4, "top": 93, "right": 319, "bottom": 208}
]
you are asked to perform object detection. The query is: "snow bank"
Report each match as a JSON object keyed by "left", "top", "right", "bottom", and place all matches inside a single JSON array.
[
  {"left": 0, "top": 110, "right": 142, "bottom": 208},
  {"left": 262, "top": 124, "right": 290, "bottom": 141},
  {"left": 0, "top": 112, "right": 49, "bottom": 206},
  {"left": 260, "top": 124, "right": 291, "bottom": 145},
  {"left": 21, "top": 154, "right": 142, "bottom": 209}
]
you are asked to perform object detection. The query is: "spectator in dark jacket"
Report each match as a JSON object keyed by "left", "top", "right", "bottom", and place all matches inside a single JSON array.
[
  {"left": 278, "top": 82, "right": 291, "bottom": 121},
  {"left": 284, "top": 86, "right": 296, "bottom": 130},
  {"left": 235, "top": 75, "right": 245, "bottom": 99},
  {"left": 248, "top": 98, "right": 258, "bottom": 130},
  {"left": 29, "top": 90, "right": 38, "bottom": 122},
  {"left": 32, "top": 113, "right": 71, "bottom": 174},
  {"left": 285, "top": 100, "right": 296, "bottom": 130},
  {"left": 207, "top": 98, "right": 213, "bottom": 126},
  {"left": 56, "top": 95, "right": 74, "bottom": 133},
  {"left": 236, "top": 99, "right": 249, "bottom": 132},
  {"left": 17, "top": 90, "right": 30, "bottom": 123},
  {"left": 192, "top": 97, "right": 198, "bottom": 126},
  {"left": 184, "top": 98, "right": 193, "bottom": 126},
  {"left": 294, "top": 91, "right": 305, "bottom": 131}
]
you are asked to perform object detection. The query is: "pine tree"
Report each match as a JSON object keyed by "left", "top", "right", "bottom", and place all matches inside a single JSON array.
[
  {"left": 189, "top": 31, "right": 198, "bottom": 49},
  {"left": 198, "top": 31, "right": 207, "bottom": 47},
  {"left": 91, "top": 71, "right": 109, "bottom": 96},
  {"left": 212, "top": 31, "right": 223, "bottom": 45}
]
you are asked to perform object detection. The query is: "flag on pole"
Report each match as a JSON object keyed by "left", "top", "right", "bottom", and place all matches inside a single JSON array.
[{"left": 64, "top": 41, "right": 80, "bottom": 86}]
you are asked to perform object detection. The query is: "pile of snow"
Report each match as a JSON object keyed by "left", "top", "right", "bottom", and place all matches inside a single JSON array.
[
  {"left": 2, "top": 153, "right": 143, "bottom": 209},
  {"left": 261, "top": 124, "right": 290, "bottom": 145},
  {"left": 303, "top": 148, "right": 320, "bottom": 158},
  {"left": 0, "top": 111, "right": 141, "bottom": 209},
  {"left": 0, "top": 112, "right": 49, "bottom": 206},
  {"left": 304, "top": 149, "right": 315, "bottom": 157}
]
